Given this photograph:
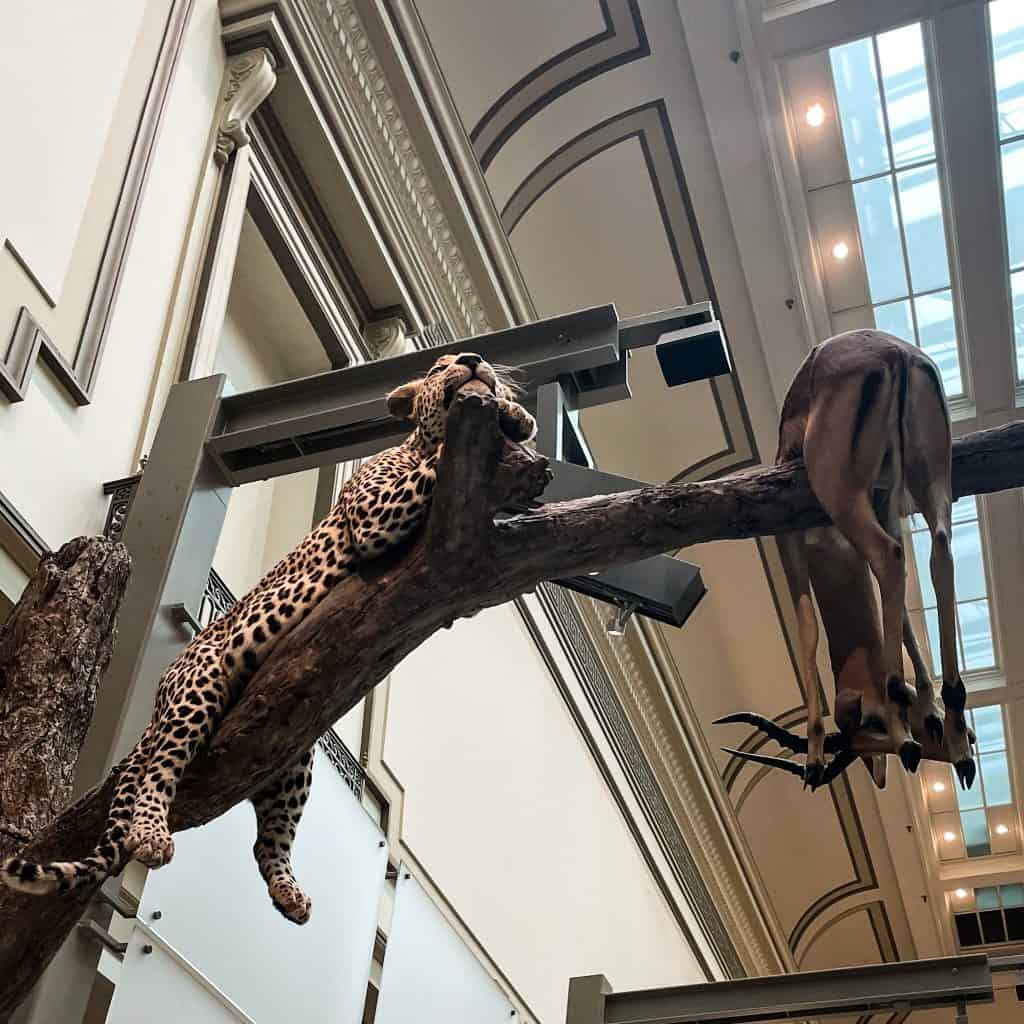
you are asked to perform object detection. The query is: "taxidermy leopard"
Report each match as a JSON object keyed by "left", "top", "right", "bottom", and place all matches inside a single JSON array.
[{"left": 3, "top": 352, "right": 536, "bottom": 924}]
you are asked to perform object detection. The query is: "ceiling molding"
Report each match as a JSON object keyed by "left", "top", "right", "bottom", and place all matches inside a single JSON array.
[
  {"left": 220, "top": 0, "right": 497, "bottom": 337},
  {"left": 303, "top": 0, "right": 489, "bottom": 336},
  {"left": 368, "top": 0, "right": 537, "bottom": 328},
  {"left": 469, "top": 0, "right": 650, "bottom": 172},
  {"left": 502, "top": 99, "right": 759, "bottom": 480}
]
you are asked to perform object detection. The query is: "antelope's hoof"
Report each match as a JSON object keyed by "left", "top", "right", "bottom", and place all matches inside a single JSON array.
[
  {"left": 899, "top": 740, "right": 922, "bottom": 774},
  {"left": 924, "top": 713, "right": 944, "bottom": 744},
  {"left": 955, "top": 758, "right": 977, "bottom": 790},
  {"left": 886, "top": 677, "right": 915, "bottom": 708},
  {"left": 803, "top": 761, "right": 826, "bottom": 791}
]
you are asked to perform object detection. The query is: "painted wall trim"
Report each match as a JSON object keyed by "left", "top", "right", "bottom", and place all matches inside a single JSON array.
[{"left": 0, "top": 0, "right": 196, "bottom": 408}]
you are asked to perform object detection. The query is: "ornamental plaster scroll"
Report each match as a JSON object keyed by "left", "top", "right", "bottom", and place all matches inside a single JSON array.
[
  {"left": 307, "top": 0, "right": 490, "bottom": 337},
  {"left": 363, "top": 315, "right": 411, "bottom": 359},
  {"left": 580, "top": 595, "right": 789, "bottom": 976},
  {"left": 215, "top": 47, "right": 278, "bottom": 166}
]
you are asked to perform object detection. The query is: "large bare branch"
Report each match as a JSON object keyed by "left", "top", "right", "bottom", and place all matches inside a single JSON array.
[{"left": 2, "top": 395, "right": 1023, "bottom": 1012}]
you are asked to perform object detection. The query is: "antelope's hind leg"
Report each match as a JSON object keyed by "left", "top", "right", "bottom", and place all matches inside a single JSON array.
[{"left": 803, "top": 367, "right": 920, "bottom": 772}]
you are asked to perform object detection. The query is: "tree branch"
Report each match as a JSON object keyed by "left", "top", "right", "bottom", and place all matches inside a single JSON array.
[{"left": 3, "top": 397, "right": 1024, "bottom": 1012}]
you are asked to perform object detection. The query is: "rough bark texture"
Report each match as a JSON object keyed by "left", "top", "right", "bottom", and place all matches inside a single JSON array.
[
  {"left": 0, "top": 538, "right": 130, "bottom": 863},
  {"left": 0, "top": 395, "right": 1022, "bottom": 1013},
  {"left": 0, "top": 538, "right": 129, "bottom": 1015}
]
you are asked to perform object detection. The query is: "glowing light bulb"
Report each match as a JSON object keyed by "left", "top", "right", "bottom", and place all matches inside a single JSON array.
[
  {"left": 955, "top": 888, "right": 968, "bottom": 899},
  {"left": 806, "top": 103, "right": 826, "bottom": 128},
  {"left": 996, "top": 824, "right": 1010, "bottom": 835},
  {"left": 943, "top": 830, "right": 957, "bottom": 842},
  {"left": 832, "top": 240, "right": 850, "bottom": 261},
  {"left": 933, "top": 781, "right": 946, "bottom": 793}
]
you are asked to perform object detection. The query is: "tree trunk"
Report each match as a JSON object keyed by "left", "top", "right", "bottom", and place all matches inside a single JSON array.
[
  {"left": 1, "top": 398, "right": 1022, "bottom": 1014},
  {"left": 0, "top": 538, "right": 129, "bottom": 1012}
]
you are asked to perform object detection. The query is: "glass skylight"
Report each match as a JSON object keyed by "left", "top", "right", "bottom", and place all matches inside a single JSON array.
[
  {"left": 827, "top": 25, "right": 963, "bottom": 395},
  {"left": 989, "top": 0, "right": 1024, "bottom": 376},
  {"left": 909, "top": 496, "right": 995, "bottom": 674}
]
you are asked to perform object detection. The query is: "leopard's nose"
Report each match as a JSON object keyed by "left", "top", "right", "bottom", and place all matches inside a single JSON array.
[{"left": 455, "top": 353, "right": 483, "bottom": 370}]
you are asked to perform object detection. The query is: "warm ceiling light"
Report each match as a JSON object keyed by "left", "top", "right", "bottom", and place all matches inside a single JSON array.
[
  {"left": 955, "top": 888, "right": 969, "bottom": 899},
  {"left": 933, "top": 781, "right": 947, "bottom": 793},
  {"left": 996, "top": 824, "right": 1010, "bottom": 835},
  {"left": 832, "top": 240, "right": 850, "bottom": 261},
  {"left": 806, "top": 103, "right": 826, "bottom": 128},
  {"left": 943, "top": 830, "right": 957, "bottom": 842}
]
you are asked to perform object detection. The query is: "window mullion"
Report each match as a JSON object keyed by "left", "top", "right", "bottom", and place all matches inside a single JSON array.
[{"left": 931, "top": 4, "right": 1016, "bottom": 409}]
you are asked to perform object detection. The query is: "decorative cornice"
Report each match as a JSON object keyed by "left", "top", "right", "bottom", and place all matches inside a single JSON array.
[
  {"left": 215, "top": 47, "right": 278, "bottom": 166},
  {"left": 306, "top": 0, "right": 490, "bottom": 336}
]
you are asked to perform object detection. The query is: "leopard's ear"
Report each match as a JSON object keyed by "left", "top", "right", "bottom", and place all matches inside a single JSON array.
[{"left": 386, "top": 380, "right": 420, "bottom": 420}]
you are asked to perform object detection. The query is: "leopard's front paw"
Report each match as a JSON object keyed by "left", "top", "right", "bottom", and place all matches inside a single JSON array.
[{"left": 129, "top": 828, "right": 175, "bottom": 869}]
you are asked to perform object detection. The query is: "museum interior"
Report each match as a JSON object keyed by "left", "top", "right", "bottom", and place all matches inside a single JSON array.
[{"left": 1, "top": 0, "right": 1024, "bottom": 1022}]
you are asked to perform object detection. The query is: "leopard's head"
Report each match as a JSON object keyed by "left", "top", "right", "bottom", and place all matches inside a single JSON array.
[{"left": 386, "top": 352, "right": 530, "bottom": 448}]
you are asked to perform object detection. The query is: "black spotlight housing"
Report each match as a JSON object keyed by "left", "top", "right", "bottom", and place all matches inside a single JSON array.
[{"left": 655, "top": 320, "right": 731, "bottom": 387}]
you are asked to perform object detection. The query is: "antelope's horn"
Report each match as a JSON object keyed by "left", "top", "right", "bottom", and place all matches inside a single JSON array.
[
  {"left": 720, "top": 746, "right": 805, "bottom": 778},
  {"left": 713, "top": 712, "right": 808, "bottom": 753}
]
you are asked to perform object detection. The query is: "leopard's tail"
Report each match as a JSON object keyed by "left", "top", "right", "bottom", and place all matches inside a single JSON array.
[
  {"left": 2, "top": 728, "right": 151, "bottom": 895},
  {"left": 2, "top": 828, "right": 132, "bottom": 895}
]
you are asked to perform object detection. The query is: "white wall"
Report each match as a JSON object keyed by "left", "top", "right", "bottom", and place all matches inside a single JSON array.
[
  {"left": 384, "top": 603, "right": 703, "bottom": 1023},
  {"left": 0, "top": 0, "right": 226, "bottom": 546},
  {"left": 0, "top": 1, "right": 153, "bottom": 302}
]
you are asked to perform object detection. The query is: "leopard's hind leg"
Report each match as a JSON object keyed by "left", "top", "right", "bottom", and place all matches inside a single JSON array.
[{"left": 251, "top": 750, "right": 314, "bottom": 924}]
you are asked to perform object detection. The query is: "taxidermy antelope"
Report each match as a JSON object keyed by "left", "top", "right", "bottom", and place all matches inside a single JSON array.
[{"left": 716, "top": 330, "right": 976, "bottom": 790}]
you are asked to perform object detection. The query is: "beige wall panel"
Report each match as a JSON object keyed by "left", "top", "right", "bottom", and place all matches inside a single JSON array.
[
  {"left": 0, "top": 1, "right": 154, "bottom": 301},
  {"left": 0, "top": 1, "right": 225, "bottom": 546},
  {"left": 385, "top": 603, "right": 702, "bottom": 1023},
  {"left": 737, "top": 773, "right": 857, "bottom": 940},
  {"left": 797, "top": 905, "right": 879, "bottom": 971},
  {"left": 663, "top": 537, "right": 797, "bottom": 742}
]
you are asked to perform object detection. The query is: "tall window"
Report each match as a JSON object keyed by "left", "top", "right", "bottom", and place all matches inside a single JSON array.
[
  {"left": 954, "top": 705, "right": 1014, "bottom": 857},
  {"left": 989, "top": 0, "right": 1024, "bottom": 377},
  {"left": 826, "top": 24, "right": 963, "bottom": 396},
  {"left": 954, "top": 882, "right": 1024, "bottom": 946},
  {"left": 909, "top": 496, "right": 996, "bottom": 674}
]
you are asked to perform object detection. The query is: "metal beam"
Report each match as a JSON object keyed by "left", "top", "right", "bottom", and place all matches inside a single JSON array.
[
  {"left": 538, "top": 459, "right": 706, "bottom": 629},
  {"left": 566, "top": 956, "right": 994, "bottom": 1024},
  {"left": 207, "top": 302, "right": 719, "bottom": 484}
]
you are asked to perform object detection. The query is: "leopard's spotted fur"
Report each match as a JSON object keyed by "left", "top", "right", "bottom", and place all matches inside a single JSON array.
[{"left": 2, "top": 352, "right": 535, "bottom": 923}]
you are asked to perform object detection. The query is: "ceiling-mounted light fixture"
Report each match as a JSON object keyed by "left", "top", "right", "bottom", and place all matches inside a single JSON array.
[
  {"left": 933, "top": 781, "right": 947, "bottom": 793},
  {"left": 806, "top": 103, "right": 826, "bottom": 128},
  {"left": 943, "top": 830, "right": 957, "bottom": 842},
  {"left": 832, "top": 240, "right": 850, "bottom": 261},
  {"left": 955, "top": 888, "right": 968, "bottom": 899},
  {"left": 996, "top": 824, "right": 1010, "bottom": 835}
]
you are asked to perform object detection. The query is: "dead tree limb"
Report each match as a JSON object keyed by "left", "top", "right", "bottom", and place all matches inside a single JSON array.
[
  {"left": 1, "top": 395, "right": 1023, "bottom": 1012},
  {"left": 0, "top": 538, "right": 129, "bottom": 1012}
]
